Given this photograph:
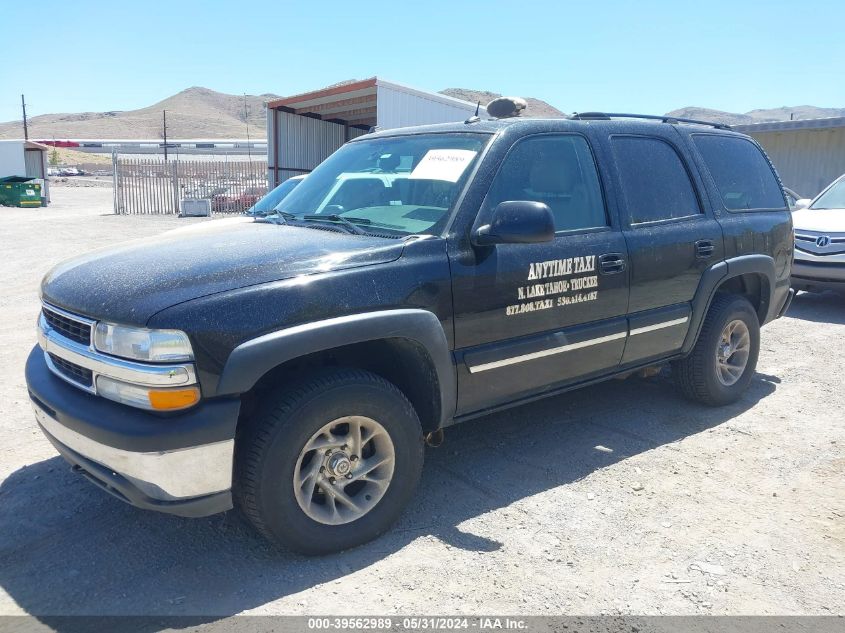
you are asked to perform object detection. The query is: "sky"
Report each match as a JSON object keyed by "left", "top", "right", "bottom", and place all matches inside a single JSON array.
[{"left": 2, "top": 0, "right": 844, "bottom": 123}]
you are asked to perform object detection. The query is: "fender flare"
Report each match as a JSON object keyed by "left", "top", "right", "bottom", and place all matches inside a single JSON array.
[
  {"left": 216, "top": 309, "right": 456, "bottom": 428},
  {"left": 682, "top": 254, "right": 776, "bottom": 354}
]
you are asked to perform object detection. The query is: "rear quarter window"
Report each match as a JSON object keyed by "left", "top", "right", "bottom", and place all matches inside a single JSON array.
[{"left": 692, "top": 135, "right": 786, "bottom": 212}]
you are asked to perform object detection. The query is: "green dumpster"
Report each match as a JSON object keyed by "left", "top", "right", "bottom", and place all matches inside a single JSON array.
[{"left": 0, "top": 176, "right": 42, "bottom": 208}]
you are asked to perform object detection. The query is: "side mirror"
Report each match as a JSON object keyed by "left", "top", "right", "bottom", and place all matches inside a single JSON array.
[
  {"left": 473, "top": 201, "right": 555, "bottom": 246},
  {"left": 794, "top": 199, "right": 811, "bottom": 210}
]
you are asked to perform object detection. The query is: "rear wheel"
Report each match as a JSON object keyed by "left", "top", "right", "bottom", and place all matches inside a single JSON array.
[
  {"left": 672, "top": 294, "right": 760, "bottom": 406},
  {"left": 234, "top": 368, "right": 424, "bottom": 554}
]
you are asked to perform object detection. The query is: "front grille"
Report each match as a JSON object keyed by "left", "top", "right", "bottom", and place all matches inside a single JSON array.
[
  {"left": 48, "top": 353, "right": 94, "bottom": 388},
  {"left": 43, "top": 307, "right": 92, "bottom": 346},
  {"left": 795, "top": 233, "right": 845, "bottom": 244}
]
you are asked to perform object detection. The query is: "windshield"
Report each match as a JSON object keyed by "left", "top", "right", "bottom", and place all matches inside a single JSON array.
[
  {"left": 811, "top": 178, "right": 845, "bottom": 210},
  {"left": 247, "top": 178, "right": 303, "bottom": 215},
  {"left": 269, "top": 133, "right": 489, "bottom": 236}
]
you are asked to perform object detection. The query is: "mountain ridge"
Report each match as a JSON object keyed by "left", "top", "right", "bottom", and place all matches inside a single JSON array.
[
  {"left": 666, "top": 105, "right": 845, "bottom": 126},
  {"left": 439, "top": 88, "right": 566, "bottom": 118},
  {"left": 0, "top": 87, "right": 278, "bottom": 140},
  {"left": 2, "top": 86, "right": 842, "bottom": 139}
]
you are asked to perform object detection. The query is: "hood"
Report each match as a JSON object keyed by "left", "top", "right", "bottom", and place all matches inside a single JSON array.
[
  {"left": 41, "top": 217, "right": 405, "bottom": 324},
  {"left": 792, "top": 207, "right": 845, "bottom": 233}
]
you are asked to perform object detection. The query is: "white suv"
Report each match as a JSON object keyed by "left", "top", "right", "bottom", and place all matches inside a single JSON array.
[{"left": 792, "top": 174, "right": 845, "bottom": 293}]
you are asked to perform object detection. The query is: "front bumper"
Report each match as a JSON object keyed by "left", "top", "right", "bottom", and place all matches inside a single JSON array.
[
  {"left": 791, "top": 259, "right": 845, "bottom": 291},
  {"left": 25, "top": 346, "right": 240, "bottom": 517}
]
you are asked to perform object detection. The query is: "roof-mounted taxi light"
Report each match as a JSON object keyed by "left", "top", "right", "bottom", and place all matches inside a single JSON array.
[{"left": 487, "top": 96, "right": 528, "bottom": 119}]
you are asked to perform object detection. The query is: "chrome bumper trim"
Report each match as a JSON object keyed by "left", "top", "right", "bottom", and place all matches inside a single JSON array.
[
  {"left": 34, "top": 404, "right": 233, "bottom": 500},
  {"left": 38, "top": 313, "right": 197, "bottom": 390}
]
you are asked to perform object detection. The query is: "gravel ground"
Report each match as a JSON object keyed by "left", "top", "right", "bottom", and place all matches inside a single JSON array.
[{"left": 0, "top": 187, "right": 843, "bottom": 620}]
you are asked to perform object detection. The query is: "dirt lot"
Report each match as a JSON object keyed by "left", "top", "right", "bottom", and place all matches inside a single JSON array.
[{"left": 0, "top": 187, "right": 843, "bottom": 620}]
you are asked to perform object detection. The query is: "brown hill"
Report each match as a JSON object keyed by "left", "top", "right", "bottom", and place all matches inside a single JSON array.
[
  {"left": 440, "top": 88, "right": 566, "bottom": 118},
  {"left": 2, "top": 85, "right": 564, "bottom": 141},
  {"left": 666, "top": 105, "right": 845, "bottom": 126},
  {"left": 0, "top": 87, "right": 277, "bottom": 140},
  {"left": 6, "top": 84, "right": 841, "bottom": 140}
]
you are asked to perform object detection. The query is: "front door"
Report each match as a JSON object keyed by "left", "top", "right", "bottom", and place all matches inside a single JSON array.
[{"left": 449, "top": 133, "right": 630, "bottom": 415}]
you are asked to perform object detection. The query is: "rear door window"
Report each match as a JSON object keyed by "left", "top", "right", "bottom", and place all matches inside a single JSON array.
[
  {"left": 692, "top": 135, "right": 786, "bottom": 211},
  {"left": 611, "top": 136, "right": 701, "bottom": 224}
]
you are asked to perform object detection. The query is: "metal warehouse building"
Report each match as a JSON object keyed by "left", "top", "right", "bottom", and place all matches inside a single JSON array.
[
  {"left": 734, "top": 117, "right": 845, "bottom": 198},
  {"left": 265, "top": 78, "right": 487, "bottom": 188}
]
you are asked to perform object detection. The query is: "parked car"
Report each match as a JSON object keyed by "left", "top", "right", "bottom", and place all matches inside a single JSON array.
[
  {"left": 27, "top": 112, "right": 793, "bottom": 554},
  {"left": 246, "top": 175, "right": 306, "bottom": 216},
  {"left": 791, "top": 174, "right": 845, "bottom": 293},
  {"left": 212, "top": 186, "right": 269, "bottom": 213}
]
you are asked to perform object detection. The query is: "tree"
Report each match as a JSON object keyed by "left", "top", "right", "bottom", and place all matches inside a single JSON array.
[{"left": 49, "top": 147, "right": 60, "bottom": 166}]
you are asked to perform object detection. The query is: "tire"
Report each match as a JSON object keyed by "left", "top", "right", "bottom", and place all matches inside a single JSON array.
[
  {"left": 672, "top": 294, "right": 760, "bottom": 406},
  {"left": 234, "top": 368, "right": 424, "bottom": 554}
]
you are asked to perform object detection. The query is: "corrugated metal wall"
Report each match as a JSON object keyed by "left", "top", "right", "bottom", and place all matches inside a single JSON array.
[
  {"left": 24, "top": 149, "right": 45, "bottom": 179},
  {"left": 748, "top": 128, "right": 845, "bottom": 198},
  {"left": 376, "top": 83, "right": 482, "bottom": 129},
  {"left": 347, "top": 126, "right": 369, "bottom": 141},
  {"left": 23, "top": 148, "right": 49, "bottom": 203},
  {"left": 268, "top": 110, "right": 348, "bottom": 187}
]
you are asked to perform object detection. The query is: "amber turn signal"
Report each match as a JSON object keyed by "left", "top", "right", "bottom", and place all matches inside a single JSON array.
[{"left": 148, "top": 387, "right": 201, "bottom": 411}]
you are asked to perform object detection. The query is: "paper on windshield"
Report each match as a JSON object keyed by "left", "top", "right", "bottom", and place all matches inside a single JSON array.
[{"left": 409, "top": 149, "right": 477, "bottom": 183}]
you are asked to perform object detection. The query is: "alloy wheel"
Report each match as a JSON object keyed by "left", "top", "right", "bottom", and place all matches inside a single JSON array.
[{"left": 292, "top": 416, "right": 396, "bottom": 525}]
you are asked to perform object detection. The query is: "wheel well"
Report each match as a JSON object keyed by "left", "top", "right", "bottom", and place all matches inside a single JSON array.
[
  {"left": 239, "top": 338, "right": 443, "bottom": 434},
  {"left": 714, "top": 273, "right": 768, "bottom": 323}
]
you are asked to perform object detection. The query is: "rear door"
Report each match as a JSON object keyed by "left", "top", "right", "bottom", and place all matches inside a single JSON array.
[
  {"left": 602, "top": 127, "right": 724, "bottom": 365},
  {"left": 449, "top": 132, "right": 629, "bottom": 415}
]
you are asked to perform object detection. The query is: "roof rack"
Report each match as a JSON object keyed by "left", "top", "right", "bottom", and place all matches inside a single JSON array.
[{"left": 570, "top": 112, "right": 731, "bottom": 130}]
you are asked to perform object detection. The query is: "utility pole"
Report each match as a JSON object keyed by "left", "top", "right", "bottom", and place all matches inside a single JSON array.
[
  {"left": 243, "top": 94, "right": 252, "bottom": 164},
  {"left": 162, "top": 110, "right": 168, "bottom": 161},
  {"left": 21, "top": 94, "right": 28, "bottom": 140}
]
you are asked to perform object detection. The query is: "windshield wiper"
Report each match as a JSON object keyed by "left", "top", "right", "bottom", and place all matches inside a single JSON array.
[
  {"left": 303, "top": 214, "right": 371, "bottom": 235},
  {"left": 257, "top": 210, "right": 297, "bottom": 224}
]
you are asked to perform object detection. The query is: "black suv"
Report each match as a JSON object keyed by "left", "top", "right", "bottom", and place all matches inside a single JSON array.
[{"left": 26, "top": 113, "right": 794, "bottom": 554}]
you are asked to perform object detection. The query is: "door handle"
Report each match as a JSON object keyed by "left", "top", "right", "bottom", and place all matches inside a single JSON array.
[
  {"left": 599, "top": 253, "right": 626, "bottom": 274},
  {"left": 695, "top": 239, "right": 715, "bottom": 259}
]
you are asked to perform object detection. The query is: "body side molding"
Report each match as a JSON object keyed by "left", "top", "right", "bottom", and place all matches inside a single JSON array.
[{"left": 216, "top": 309, "right": 456, "bottom": 428}]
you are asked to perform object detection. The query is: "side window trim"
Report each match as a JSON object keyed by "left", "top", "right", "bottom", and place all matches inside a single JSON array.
[
  {"left": 609, "top": 133, "right": 705, "bottom": 227},
  {"left": 479, "top": 132, "right": 612, "bottom": 235}
]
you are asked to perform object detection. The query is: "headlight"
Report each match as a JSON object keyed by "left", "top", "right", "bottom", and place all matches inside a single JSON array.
[
  {"left": 96, "top": 376, "right": 200, "bottom": 411},
  {"left": 94, "top": 323, "right": 194, "bottom": 362}
]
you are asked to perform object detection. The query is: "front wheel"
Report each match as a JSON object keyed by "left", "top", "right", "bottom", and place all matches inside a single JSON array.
[
  {"left": 234, "top": 368, "right": 424, "bottom": 554},
  {"left": 672, "top": 294, "right": 760, "bottom": 406}
]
